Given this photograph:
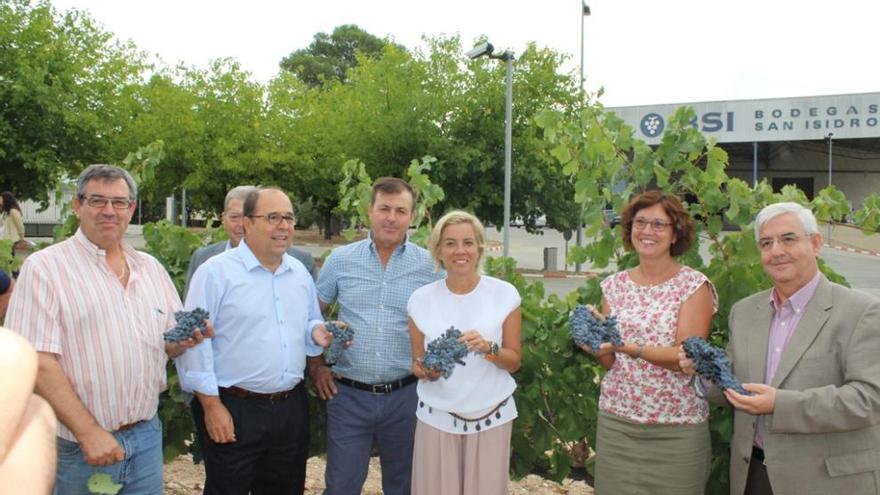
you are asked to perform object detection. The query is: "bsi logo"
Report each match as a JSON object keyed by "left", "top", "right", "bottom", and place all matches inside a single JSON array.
[{"left": 640, "top": 113, "right": 665, "bottom": 137}]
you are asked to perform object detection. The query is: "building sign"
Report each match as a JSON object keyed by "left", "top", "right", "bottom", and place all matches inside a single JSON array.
[{"left": 608, "top": 92, "right": 880, "bottom": 144}]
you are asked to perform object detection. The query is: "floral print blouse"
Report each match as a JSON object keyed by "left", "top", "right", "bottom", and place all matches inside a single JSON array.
[{"left": 598, "top": 266, "right": 717, "bottom": 424}]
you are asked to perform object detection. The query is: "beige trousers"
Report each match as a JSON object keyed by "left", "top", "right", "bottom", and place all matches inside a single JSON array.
[{"left": 411, "top": 419, "right": 512, "bottom": 495}]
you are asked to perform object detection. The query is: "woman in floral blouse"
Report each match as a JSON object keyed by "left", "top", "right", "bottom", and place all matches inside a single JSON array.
[{"left": 583, "top": 190, "right": 717, "bottom": 495}]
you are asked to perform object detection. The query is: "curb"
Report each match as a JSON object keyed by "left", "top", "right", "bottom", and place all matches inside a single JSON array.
[
  {"left": 824, "top": 243, "right": 880, "bottom": 257},
  {"left": 520, "top": 271, "right": 591, "bottom": 280}
]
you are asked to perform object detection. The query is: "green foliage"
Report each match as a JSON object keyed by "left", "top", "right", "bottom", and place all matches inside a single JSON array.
[
  {"left": 853, "top": 193, "right": 880, "bottom": 233},
  {"left": 142, "top": 220, "right": 205, "bottom": 295},
  {"left": 0, "top": 0, "right": 145, "bottom": 203},
  {"left": 0, "top": 240, "right": 23, "bottom": 274},
  {"left": 87, "top": 472, "right": 122, "bottom": 494},
  {"left": 279, "top": 24, "right": 391, "bottom": 87}
]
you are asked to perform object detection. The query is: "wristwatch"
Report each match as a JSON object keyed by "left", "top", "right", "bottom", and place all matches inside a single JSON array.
[{"left": 485, "top": 341, "right": 500, "bottom": 361}]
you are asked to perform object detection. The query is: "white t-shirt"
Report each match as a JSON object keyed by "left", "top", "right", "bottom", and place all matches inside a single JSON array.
[{"left": 407, "top": 275, "right": 521, "bottom": 434}]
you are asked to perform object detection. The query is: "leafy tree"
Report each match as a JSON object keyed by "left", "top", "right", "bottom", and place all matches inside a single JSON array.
[
  {"left": 279, "top": 24, "right": 391, "bottom": 87},
  {"left": 0, "top": 0, "right": 144, "bottom": 202}
]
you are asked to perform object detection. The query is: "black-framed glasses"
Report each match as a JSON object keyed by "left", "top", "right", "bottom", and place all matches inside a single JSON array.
[
  {"left": 632, "top": 218, "right": 672, "bottom": 231},
  {"left": 80, "top": 195, "right": 133, "bottom": 210},
  {"left": 250, "top": 213, "right": 295, "bottom": 226},
  {"left": 757, "top": 233, "right": 807, "bottom": 251}
]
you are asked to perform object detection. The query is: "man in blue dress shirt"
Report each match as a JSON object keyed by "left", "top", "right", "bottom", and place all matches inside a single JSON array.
[
  {"left": 175, "top": 187, "right": 333, "bottom": 495},
  {"left": 309, "top": 177, "right": 441, "bottom": 495}
]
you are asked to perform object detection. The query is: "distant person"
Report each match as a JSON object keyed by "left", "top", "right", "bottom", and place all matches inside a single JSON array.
[
  {"left": 6, "top": 164, "right": 211, "bottom": 494},
  {"left": 0, "top": 327, "right": 58, "bottom": 495},
  {"left": 175, "top": 187, "right": 333, "bottom": 494},
  {"left": 680, "top": 202, "right": 880, "bottom": 495},
  {"left": 582, "top": 191, "right": 717, "bottom": 495},
  {"left": 309, "top": 177, "right": 441, "bottom": 495},
  {"left": 184, "top": 185, "right": 315, "bottom": 297},
  {"left": 408, "top": 210, "right": 521, "bottom": 495},
  {"left": 0, "top": 191, "right": 26, "bottom": 247}
]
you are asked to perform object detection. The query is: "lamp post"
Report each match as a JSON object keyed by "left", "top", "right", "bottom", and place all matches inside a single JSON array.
[
  {"left": 467, "top": 42, "right": 515, "bottom": 258},
  {"left": 827, "top": 132, "right": 834, "bottom": 239},
  {"left": 575, "top": 2, "right": 591, "bottom": 272}
]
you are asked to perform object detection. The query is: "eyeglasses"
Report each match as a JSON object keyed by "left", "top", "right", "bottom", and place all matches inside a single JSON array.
[
  {"left": 250, "top": 213, "right": 295, "bottom": 226},
  {"left": 757, "top": 233, "right": 808, "bottom": 251},
  {"left": 632, "top": 218, "right": 672, "bottom": 232},
  {"left": 80, "top": 195, "right": 133, "bottom": 209}
]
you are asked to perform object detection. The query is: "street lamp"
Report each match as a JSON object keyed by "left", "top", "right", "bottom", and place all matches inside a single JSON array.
[
  {"left": 468, "top": 41, "right": 515, "bottom": 258},
  {"left": 575, "top": 1, "right": 591, "bottom": 272},
  {"left": 827, "top": 132, "right": 834, "bottom": 239}
]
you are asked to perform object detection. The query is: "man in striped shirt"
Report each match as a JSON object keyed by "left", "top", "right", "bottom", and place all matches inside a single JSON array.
[{"left": 6, "top": 164, "right": 211, "bottom": 495}]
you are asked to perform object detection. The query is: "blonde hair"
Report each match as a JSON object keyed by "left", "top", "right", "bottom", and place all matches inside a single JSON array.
[{"left": 428, "top": 210, "right": 486, "bottom": 271}]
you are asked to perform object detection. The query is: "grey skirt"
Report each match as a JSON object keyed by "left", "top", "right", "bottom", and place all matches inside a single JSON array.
[{"left": 594, "top": 410, "right": 711, "bottom": 495}]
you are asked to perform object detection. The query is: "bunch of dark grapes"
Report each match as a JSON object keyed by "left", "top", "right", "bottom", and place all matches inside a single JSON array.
[
  {"left": 164, "top": 308, "right": 210, "bottom": 342},
  {"left": 325, "top": 321, "right": 354, "bottom": 364},
  {"left": 682, "top": 336, "right": 750, "bottom": 395},
  {"left": 422, "top": 326, "right": 469, "bottom": 379},
  {"left": 569, "top": 305, "right": 623, "bottom": 352}
]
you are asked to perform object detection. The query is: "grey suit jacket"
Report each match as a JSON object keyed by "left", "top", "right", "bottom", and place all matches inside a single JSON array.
[
  {"left": 713, "top": 275, "right": 880, "bottom": 495},
  {"left": 183, "top": 240, "right": 316, "bottom": 298}
]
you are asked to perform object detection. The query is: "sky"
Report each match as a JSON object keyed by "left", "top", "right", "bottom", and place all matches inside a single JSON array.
[{"left": 49, "top": 0, "right": 880, "bottom": 108}]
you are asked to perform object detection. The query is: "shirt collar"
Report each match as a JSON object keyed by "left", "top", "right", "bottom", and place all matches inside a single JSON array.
[
  {"left": 367, "top": 230, "right": 409, "bottom": 254},
  {"left": 770, "top": 271, "right": 822, "bottom": 312},
  {"left": 73, "top": 228, "right": 140, "bottom": 267},
  {"left": 237, "top": 240, "right": 291, "bottom": 274}
]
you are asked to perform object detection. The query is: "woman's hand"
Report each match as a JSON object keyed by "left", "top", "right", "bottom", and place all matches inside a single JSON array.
[
  {"left": 581, "top": 341, "right": 617, "bottom": 357},
  {"left": 458, "top": 329, "right": 492, "bottom": 354},
  {"left": 412, "top": 357, "right": 442, "bottom": 381}
]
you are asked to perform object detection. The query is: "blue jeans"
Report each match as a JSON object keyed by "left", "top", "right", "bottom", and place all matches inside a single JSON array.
[
  {"left": 54, "top": 414, "right": 163, "bottom": 495},
  {"left": 324, "top": 381, "right": 417, "bottom": 495}
]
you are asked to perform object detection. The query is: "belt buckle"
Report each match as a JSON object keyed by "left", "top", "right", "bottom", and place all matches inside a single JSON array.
[{"left": 371, "top": 383, "right": 391, "bottom": 394}]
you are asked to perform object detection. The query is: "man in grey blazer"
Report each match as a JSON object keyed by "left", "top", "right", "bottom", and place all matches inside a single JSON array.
[
  {"left": 681, "top": 202, "right": 880, "bottom": 495},
  {"left": 184, "top": 186, "right": 316, "bottom": 297}
]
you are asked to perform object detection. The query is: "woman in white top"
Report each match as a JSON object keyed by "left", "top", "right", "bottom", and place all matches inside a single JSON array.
[{"left": 408, "top": 210, "right": 522, "bottom": 495}]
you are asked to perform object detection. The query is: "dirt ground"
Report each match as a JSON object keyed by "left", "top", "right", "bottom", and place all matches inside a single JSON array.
[{"left": 163, "top": 454, "right": 594, "bottom": 494}]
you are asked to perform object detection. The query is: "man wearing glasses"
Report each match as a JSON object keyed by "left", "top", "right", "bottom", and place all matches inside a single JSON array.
[
  {"left": 6, "top": 164, "right": 211, "bottom": 494},
  {"left": 184, "top": 185, "right": 315, "bottom": 297},
  {"left": 175, "top": 187, "right": 334, "bottom": 494},
  {"left": 680, "top": 202, "right": 880, "bottom": 495}
]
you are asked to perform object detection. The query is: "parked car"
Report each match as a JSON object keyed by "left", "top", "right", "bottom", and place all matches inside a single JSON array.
[{"left": 604, "top": 209, "right": 621, "bottom": 228}]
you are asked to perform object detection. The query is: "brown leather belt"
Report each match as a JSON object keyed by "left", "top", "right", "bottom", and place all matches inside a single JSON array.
[
  {"left": 116, "top": 421, "right": 143, "bottom": 432},
  {"left": 219, "top": 382, "right": 302, "bottom": 401},
  {"left": 336, "top": 375, "right": 417, "bottom": 394}
]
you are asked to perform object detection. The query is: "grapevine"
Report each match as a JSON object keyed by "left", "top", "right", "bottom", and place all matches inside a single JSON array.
[
  {"left": 422, "top": 326, "right": 469, "bottom": 379},
  {"left": 682, "top": 336, "right": 750, "bottom": 395},
  {"left": 325, "top": 321, "right": 354, "bottom": 364},
  {"left": 569, "top": 305, "right": 623, "bottom": 352},
  {"left": 164, "top": 308, "right": 210, "bottom": 342}
]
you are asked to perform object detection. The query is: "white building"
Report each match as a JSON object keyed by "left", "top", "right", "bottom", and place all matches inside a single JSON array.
[{"left": 607, "top": 92, "right": 880, "bottom": 209}]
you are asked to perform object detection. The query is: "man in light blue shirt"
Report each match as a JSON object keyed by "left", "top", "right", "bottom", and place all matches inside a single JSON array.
[
  {"left": 310, "top": 177, "right": 441, "bottom": 495},
  {"left": 175, "top": 187, "right": 332, "bottom": 495}
]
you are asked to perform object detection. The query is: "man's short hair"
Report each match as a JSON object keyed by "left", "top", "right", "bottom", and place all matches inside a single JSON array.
[
  {"left": 754, "top": 202, "right": 819, "bottom": 238},
  {"left": 224, "top": 186, "right": 257, "bottom": 211},
  {"left": 370, "top": 177, "right": 417, "bottom": 210},
  {"left": 242, "top": 187, "right": 291, "bottom": 218},
  {"left": 76, "top": 164, "right": 138, "bottom": 200}
]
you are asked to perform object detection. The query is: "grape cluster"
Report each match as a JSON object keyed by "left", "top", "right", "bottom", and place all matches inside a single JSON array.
[
  {"left": 164, "top": 308, "right": 210, "bottom": 342},
  {"left": 422, "top": 326, "right": 469, "bottom": 379},
  {"left": 325, "top": 321, "right": 354, "bottom": 364},
  {"left": 569, "top": 305, "right": 623, "bottom": 352},
  {"left": 682, "top": 336, "right": 750, "bottom": 395}
]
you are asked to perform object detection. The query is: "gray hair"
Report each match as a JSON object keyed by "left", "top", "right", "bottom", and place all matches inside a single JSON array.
[
  {"left": 76, "top": 164, "right": 138, "bottom": 200},
  {"left": 754, "top": 202, "right": 819, "bottom": 238},
  {"left": 428, "top": 210, "right": 485, "bottom": 272},
  {"left": 224, "top": 186, "right": 257, "bottom": 210}
]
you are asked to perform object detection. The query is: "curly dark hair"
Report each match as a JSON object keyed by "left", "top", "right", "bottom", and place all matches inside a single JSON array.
[
  {"left": 0, "top": 192, "right": 21, "bottom": 214},
  {"left": 621, "top": 190, "right": 694, "bottom": 257}
]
